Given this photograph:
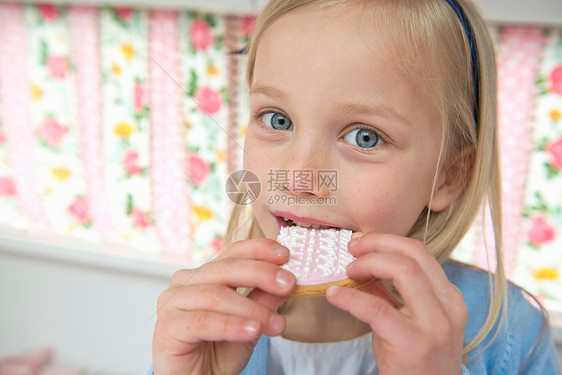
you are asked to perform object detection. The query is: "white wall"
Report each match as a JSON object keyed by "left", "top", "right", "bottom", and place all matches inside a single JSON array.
[{"left": 0, "top": 229, "right": 177, "bottom": 374}]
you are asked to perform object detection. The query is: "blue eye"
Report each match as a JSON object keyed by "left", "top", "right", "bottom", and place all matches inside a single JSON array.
[
  {"left": 344, "top": 128, "right": 382, "bottom": 148},
  {"left": 262, "top": 112, "right": 293, "bottom": 130}
]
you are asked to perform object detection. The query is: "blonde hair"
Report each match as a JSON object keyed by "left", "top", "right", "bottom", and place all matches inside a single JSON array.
[{"left": 227, "top": 0, "right": 506, "bottom": 359}]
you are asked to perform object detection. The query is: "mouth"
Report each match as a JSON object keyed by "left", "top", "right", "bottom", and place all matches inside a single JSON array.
[
  {"left": 274, "top": 212, "right": 351, "bottom": 232},
  {"left": 281, "top": 217, "right": 336, "bottom": 230}
]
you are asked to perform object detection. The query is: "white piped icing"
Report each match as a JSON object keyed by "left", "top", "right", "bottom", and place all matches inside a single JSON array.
[{"left": 277, "top": 226, "right": 355, "bottom": 286}]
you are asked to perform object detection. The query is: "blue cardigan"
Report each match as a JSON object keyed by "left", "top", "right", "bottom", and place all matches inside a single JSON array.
[{"left": 241, "top": 262, "right": 560, "bottom": 374}]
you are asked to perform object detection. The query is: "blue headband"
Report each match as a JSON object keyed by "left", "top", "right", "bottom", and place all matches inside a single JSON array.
[{"left": 444, "top": 0, "right": 480, "bottom": 126}]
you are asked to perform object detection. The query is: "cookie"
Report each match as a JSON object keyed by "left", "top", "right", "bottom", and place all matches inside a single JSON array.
[{"left": 277, "top": 226, "right": 369, "bottom": 297}]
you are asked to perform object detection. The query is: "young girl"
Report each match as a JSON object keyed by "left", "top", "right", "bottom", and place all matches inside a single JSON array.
[{"left": 151, "top": 0, "right": 559, "bottom": 374}]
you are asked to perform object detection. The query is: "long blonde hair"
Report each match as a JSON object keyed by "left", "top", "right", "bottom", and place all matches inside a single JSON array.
[{"left": 227, "top": 0, "right": 506, "bottom": 358}]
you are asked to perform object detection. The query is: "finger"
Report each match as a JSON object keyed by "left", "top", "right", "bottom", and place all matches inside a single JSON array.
[
  {"left": 170, "top": 239, "right": 290, "bottom": 287},
  {"left": 356, "top": 278, "right": 403, "bottom": 308},
  {"left": 247, "top": 287, "right": 289, "bottom": 312},
  {"left": 348, "top": 232, "right": 465, "bottom": 316},
  {"left": 326, "top": 286, "right": 412, "bottom": 342},
  {"left": 161, "top": 285, "right": 286, "bottom": 336},
  {"left": 169, "top": 259, "right": 296, "bottom": 296},
  {"left": 223, "top": 238, "right": 290, "bottom": 264},
  {"left": 247, "top": 288, "right": 289, "bottom": 335},
  {"left": 162, "top": 310, "right": 264, "bottom": 344},
  {"left": 169, "top": 238, "right": 291, "bottom": 288},
  {"left": 346, "top": 252, "right": 445, "bottom": 323}
]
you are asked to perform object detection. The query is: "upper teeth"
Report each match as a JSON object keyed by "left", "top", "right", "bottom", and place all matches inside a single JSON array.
[{"left": 283, "top": 217, "right": 332, "bottom": 230}]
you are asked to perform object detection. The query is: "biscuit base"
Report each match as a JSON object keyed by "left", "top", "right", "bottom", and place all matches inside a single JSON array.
[{"left": 290, "top": 278, "right": 373, "bottom": 298}]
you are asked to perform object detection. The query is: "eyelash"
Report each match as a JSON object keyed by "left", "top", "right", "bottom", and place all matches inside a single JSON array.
[
  {"left": 255, "top": 110, "right": 386, "bottom": 149},
  {"left": 257, "top": 110, "right": 293, "bottom": 131},
  {"left": 342, "top": 124, "right": 386, "bottom": 150}
]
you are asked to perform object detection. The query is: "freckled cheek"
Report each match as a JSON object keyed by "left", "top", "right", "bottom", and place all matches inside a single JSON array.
[
  {"left": 243, "top": 137, "right": 270, "bottom": 174},
  {"left": 342, "top": 183, "right": 396, "bottom": 228},
  {"left": 244, "top": 138, "right": 292, "bottom": 188},
  {"left": 340, "top": 173, "right": 421, "bottom": 235}
]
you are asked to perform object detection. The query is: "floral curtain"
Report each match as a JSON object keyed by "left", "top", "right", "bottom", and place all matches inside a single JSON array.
[
  {"left": 0, "top": 3, "right": 560, "bottom": 309},
  {"left": 0, "top": 3, "right": 254, "bottom": 265}
]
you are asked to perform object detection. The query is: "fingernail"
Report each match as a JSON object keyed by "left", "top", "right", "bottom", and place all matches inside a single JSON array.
[
  {"left": 273, "top": 243, "right": 290, "bottom": 257},
  {"left": 348, "top": 232, "right": 365, "bottom": 247},
  {"left": 326, "top": 285, "right": 340, "bottom": 296},
  {"left": 351, "top": 231, "right": 365, "bottom": 239},
  {"left": 276, "top": 270, "right": 293, "bottom": 289},
  {"left": 243, "top": 319, "right": 260, "bottom": 334},
  {"left": 269, "top": 314, "right": 284, "bottom": 334},
  {"left": 348, "top": 238, "right": 360, "bottom": 248}
]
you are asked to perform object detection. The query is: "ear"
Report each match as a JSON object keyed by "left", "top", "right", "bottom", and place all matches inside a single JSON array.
[{"left": 429, "top": 147, "right": 475, "bottom": 212}]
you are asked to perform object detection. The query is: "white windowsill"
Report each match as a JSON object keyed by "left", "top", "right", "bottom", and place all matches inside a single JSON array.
[{"left": 0, "top": 225, "right": 181, "bottom": 280}]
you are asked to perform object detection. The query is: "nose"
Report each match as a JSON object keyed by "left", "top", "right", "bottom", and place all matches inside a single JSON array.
[{"left": 269, "top": 143, "right": 335, "bottom": 198}]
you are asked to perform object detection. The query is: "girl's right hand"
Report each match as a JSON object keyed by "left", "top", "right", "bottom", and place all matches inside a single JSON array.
[{"left": 152, "top": 238, "right": 296, "bottom": 375}]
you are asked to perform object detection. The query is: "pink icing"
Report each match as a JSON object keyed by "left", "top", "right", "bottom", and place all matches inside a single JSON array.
[{"left": 277, "top": 226, "right": 355, "bottom": 286}]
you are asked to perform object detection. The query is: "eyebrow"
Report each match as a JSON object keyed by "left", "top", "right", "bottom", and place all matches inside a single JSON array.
[
  {"left": 340, "top": 101, "right": 411, "bottom": 126},
  {"left": 249, "top": 84, "right": 287, "bottom": 100},
  {"left": 250, "top": 83, "right": 410, "bottom": 126}
]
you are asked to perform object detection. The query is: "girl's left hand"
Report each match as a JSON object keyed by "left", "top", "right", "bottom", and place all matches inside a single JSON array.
[{"left": 326, "top": 232, "right": 468, "bottom": 375}]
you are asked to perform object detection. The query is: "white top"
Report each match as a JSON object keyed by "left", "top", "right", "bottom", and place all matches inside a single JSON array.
[{"left": 268, "top": 333, "right": 377, "bottom": 375}]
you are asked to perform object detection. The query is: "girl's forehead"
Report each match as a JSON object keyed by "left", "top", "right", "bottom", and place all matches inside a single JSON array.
[
  {"left": 256, "top": 7, "right": 392, "bottom": 73},
  {"left": 262, "top": 4, "right": 385, "bottom": 47},
  {"left": 254, "top": 7, "right": 426, "bottom": 98},
  {"left": 251, "top": 1, "right": 448, "bottom": 98},
  {"left": 252, "top": 6, "right": 441, "bottom": 136},
  {"left": 255, "top": 3, "right": 436, "bottom": 86}
]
